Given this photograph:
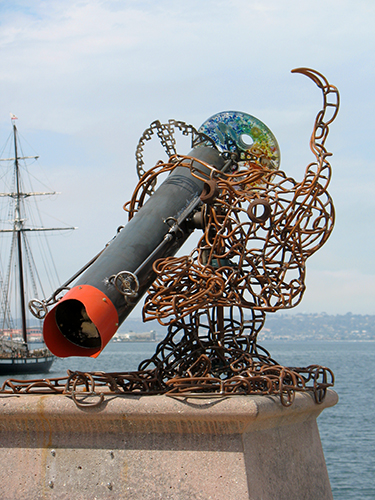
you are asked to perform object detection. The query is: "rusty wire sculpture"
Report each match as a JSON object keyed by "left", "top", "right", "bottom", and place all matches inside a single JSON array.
[
  {"left": 125, "top": 67, "right": 338, "bottom": 404},
  {"left": 0, "top": 68, "right": 338, "bottom": 407}
]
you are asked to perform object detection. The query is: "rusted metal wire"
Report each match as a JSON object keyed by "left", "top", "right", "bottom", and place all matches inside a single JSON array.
[
  {"left": 0, "top": 361, "right": 334, "bottom": 408},
  {"left": 0, "top": 68, "right": 338, "bottom": 407},
  {"left": 142, "top": 72, "right": 338, "bottom": 320},
  {"left": 135, "top": 67, "right": 338, "bottom": 405}
]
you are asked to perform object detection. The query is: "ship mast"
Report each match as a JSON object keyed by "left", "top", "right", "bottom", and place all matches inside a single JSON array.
[
  {"left": 0, "top": 116, "right": 76, "bottom": 348},
  {"left": 12, "top": 121, "right": 28, "bottom": 346}
]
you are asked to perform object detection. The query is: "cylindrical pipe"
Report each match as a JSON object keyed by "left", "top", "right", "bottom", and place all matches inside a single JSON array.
[{"left": 43, "top": 146, "right": 224, "bottom": 357}]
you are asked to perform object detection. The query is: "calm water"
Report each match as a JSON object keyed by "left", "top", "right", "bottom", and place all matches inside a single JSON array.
[
  {"left": 261, "top": 341, "right": 375, "bottom": 500},
  {"left": 1, "top": 340, "right": 374, "bottom": 500}
]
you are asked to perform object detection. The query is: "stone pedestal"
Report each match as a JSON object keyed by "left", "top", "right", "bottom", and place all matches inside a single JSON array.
[{"left": 0, "top": 390, "right": 338, "bottom": 500}]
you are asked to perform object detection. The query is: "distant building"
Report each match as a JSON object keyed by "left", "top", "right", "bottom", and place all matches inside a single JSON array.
[
  {"left": 112, "top": 330, "right": 157, "bottom": 342},
  {"left": 0, "top": 327, "right": 43, "bottom": 342}
]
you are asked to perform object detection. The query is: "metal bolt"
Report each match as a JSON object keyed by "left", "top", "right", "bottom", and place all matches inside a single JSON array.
[{"left": 51, "top": 449, "right": 56, "bottom": 457}]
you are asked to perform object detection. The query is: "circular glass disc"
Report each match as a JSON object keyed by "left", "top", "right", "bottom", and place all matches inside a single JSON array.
[{"left": 198, "top": 111, "right": 280, "bottom": 171}]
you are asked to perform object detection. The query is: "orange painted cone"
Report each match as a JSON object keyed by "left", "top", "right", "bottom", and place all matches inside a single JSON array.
[{"left": 43, "top": 285, "right": 119, "bottom": 358}]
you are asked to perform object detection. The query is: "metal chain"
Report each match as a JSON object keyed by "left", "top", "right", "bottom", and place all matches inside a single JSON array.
[{"left": 135, "top": 119, "right": 216, "bottom": 194}]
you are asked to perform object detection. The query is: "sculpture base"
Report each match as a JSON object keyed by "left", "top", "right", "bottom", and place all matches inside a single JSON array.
[{"left": 0, "top": 390, "right": 337, "bottom": 499}]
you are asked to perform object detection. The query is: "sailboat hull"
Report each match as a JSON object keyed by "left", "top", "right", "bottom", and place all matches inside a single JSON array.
[{"left": 0, "top": 355, "right": 54, "bottom": 375}]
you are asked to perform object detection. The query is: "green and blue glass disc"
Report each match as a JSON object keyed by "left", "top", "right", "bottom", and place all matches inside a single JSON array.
[{"left": 198, "top": 111, "right": 280, "bottom": 171}]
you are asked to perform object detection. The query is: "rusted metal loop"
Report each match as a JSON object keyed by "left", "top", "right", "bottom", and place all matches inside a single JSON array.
[
  {"left": 314, "top": 386, "right": 326, "bottom": 404},
  {"left": 200, "top": 179, "right": 219, "bottom": 204},
  {"left": 279, "top": 368, "right": 296, "bottom": 407},
  {"left": 63, "top": 371, "right": 105, "bottom": 408},
  {"left": 280, "top": 388, "right": 295, "bottom": 407},
  {"left": 312, "top": 366, "right": 333, "bottom": 404},
  {"left": 247, "top": 199, "right": 272, "bottom": 223},
  {"left": 71, "top": 390, "right": 105, "bottom": 408}
]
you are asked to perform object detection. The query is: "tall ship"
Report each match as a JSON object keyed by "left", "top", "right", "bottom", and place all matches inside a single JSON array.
[{"left": 0, "top": 115, "right": 74, "bottom": 375}]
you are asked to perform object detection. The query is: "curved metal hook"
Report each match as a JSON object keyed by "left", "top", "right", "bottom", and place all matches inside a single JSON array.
[
  {"left": 291, "top": 67, "right": 340, "bottom": 126},
  {"left": 292, "top": 67, "right": 329, "bottom": 89}
]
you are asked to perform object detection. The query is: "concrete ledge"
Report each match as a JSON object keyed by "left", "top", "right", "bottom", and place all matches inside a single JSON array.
[{"left": 0, "top": 390, "right": 338, "bottom": 500}]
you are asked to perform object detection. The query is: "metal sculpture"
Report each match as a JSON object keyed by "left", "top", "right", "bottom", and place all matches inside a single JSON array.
[
  {"left": 2, "top": 68, "right": 339, "bottom": 406},
  {"left": 128, "top": 67, "right": 338, "bottom": 405}
]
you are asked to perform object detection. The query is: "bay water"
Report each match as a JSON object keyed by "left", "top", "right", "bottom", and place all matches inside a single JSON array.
[{"left": 1, "top": 340, "right": 373, "bottom": 499}]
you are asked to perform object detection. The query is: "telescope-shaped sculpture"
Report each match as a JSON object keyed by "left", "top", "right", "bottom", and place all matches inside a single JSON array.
[
  {"left": 41, "top": 146, "right": 226, "bottom": 357},
  {"left": 29, "top": 68, "right": 339, "bottom": 405}
]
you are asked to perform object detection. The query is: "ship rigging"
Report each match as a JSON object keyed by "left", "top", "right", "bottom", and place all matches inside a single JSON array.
[{"left": 0, "top": 115, "right": 75, "bottom": 374}]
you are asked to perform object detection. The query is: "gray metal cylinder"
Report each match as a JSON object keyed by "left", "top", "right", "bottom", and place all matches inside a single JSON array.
[
  {"left": 43, "top": 146, "right": 224, "bottom": 356},
  {"left": 76, "top": 146, "right": 224, "bottom": 322}
]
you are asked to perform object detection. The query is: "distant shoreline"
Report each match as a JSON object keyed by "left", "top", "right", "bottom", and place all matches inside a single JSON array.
[{"left": 119, "top": 313, "right": 375, "bottom": 342}]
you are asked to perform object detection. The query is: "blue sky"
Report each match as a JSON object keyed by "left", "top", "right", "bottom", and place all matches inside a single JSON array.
[{"left": 0, "top": 0, "right": 374, "bottom": 315}]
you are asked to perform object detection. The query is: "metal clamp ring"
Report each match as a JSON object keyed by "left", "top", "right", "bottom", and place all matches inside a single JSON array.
[
  {"left": 247, "top": 199, "right": 272, "bottom": 223},
  {"left": 164, "top": 217, "right": 184, "bottom": 239},
  {"left": 112, "top": 271, "right": 140, "bottom": 297},
  {"left": 164, "top": 217, "right": 178, "bottom": 228},
  {"left": 200, "top": 179, "right": 219, "bottom": 204}
]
